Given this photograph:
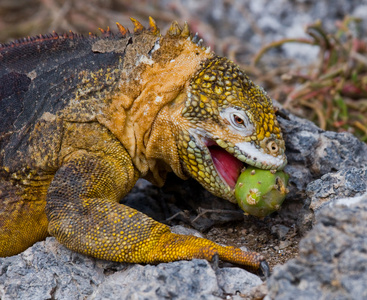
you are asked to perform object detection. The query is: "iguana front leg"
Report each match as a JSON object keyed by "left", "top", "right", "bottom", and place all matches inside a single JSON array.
[{"left": 45, "top": 144, "right": 266, "bottom": 271}]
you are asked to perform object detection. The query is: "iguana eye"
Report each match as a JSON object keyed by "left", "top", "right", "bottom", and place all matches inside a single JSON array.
[
  {"left": 220, "top": 107, "right": 254, "bottom": 136},
  {"left": 233, "top": 114, "right": 245, "bottom": 126},
  {"left": 230, "top": 112, "right": 248, "bottom": 129}
]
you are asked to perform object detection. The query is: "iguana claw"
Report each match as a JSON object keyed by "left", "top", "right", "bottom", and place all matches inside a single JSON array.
[{"left": 260, "top": 260, "right": 271, "bottom": 278}]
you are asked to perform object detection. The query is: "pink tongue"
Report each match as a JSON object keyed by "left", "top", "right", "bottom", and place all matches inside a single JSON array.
[{"left": 209, "top": 146, "right": 243, "bottom": 188}]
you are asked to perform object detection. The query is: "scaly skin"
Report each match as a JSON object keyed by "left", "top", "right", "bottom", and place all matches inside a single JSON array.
[{"left": 0, "top": 18, "right": 286, "bottom": 273}]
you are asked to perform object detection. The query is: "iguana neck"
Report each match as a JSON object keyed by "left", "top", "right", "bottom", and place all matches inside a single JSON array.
[
  {"left": 99, "top": 33, "right": 213, "bottom": 185},
  {"left": 144, "top": 96, "right": 189, "bottom": 186}
]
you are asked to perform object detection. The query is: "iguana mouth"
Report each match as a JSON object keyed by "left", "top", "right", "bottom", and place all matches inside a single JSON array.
[{"left": 207, "top": 144, "right": 244, "bottom": 189}]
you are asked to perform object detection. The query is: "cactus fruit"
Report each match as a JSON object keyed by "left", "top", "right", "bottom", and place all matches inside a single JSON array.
[{"left": 235, "top": 167, "right": 289, "bottom": 217}]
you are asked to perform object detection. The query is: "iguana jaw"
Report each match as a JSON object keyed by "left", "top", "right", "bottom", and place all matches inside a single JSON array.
[
  {"left": 180, "top": 129, "right": 286, "bottom": 202},
  {"left": 207, "top": 143, "right": 243, "bottom": 189},
  {"left": 207, "top": 137, "right": 287, "bottom": 190}
]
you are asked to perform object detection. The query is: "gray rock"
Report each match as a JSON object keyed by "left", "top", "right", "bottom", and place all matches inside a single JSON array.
[
  {"left": 307, "top": 167, "right": 367, "bottom": 213},
  {"left": 277, "top": 109, "right": 367, "bottom": 222},
  {"left": 266, "top": 180, "right": 367, "bottom": 299},
  {"left": 271, "top": 225, "right": 290, "bottom": 240},
  {"left": 0, "top": 237, "right": 263, "bottom": 300},
  {"left": 216, "top": 268, "right": 262, "bottom": 296},
  {"left": 279, "top": 111, "right": 367, "bottom": 180},
  {"left": 171, "top": 224, "right": 205, "bottom": 238},
  {"left": 0, "top": 238, "right": 111, "bottom": 300},
  {"left": 91, "top": 260, "right": 220, "bottom": 300},
  {"left": 263, "top": 103, "right": 367, "bottom": 300},
  {"left": 92, "top": 260, "right": 262, "bottom": 300}
]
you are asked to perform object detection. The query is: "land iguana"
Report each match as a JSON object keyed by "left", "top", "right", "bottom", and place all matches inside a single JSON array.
[{"left": 0, "top": 18, "right": 286, "bottom": 273}]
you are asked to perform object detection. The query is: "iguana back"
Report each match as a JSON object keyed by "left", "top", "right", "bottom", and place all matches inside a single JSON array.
[{"left": 0, "top": 33, "right": 124, "bottom": 170}]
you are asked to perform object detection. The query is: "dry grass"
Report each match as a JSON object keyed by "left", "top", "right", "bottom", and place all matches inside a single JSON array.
[{"left": 253, "top": 17, "right": 367, "bottom": 141}]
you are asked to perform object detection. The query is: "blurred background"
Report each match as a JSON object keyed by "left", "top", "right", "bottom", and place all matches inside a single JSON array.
[{"left": 1, "top": 0, "right": 366, "bottom": 140}]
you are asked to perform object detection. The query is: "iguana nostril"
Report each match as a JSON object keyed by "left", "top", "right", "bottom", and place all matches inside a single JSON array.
[{"left": 267, "top": 141, "right": 279, "bottom": 155}]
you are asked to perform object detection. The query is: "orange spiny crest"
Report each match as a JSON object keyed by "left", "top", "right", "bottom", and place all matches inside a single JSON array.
[
  {"left": 166, "top": 20, "right": 205, "bottom": 49},
  {"left": 0, "top": 31, "right": 82, "bottom": 50},
  {"left": 168, "top": 21, "right": 182, "bottom": 36},
  {"left": 148, "top": 16, "right": 160, "bottom": 35},
  {"left": 107, "top": 18, "right": 201, "bottom": 47},
  {"left": 89, "top": 32, "right": 97, "bottom": 38},
  {"left": 130, "top": 17, "right": 145, "bottom": 34},
  {"left": 68, "top": 30, "right": 77, "bottom": 39},
  {"left": 116, "top": 22, "right": 129, "bottom": 37},
  {"left": 116, "top": 17, "right": 159, "bottom": 37},
  {"left": 105, "top": 26, "right": 112, "bottom": 36},
  {"left": 181, "top": 22, "right": 190, "bottom": 38},
  {"left": 0, "top": 18, "right": 200, "bottom": 52},
  {"left": 98, "top": 26, "right": 114, "bottom": 38}
]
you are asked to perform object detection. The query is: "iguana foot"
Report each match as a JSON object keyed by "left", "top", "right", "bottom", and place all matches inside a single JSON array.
[{"left": 146, "top": 231, "right": 266, "bottom": 271}]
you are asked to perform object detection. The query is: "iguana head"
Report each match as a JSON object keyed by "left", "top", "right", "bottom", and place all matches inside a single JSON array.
[
  {"left": 89, "top": 18, "right": 286, "bottom": 203},
  {"left": 175, "top": 56, "right": 287, "bottom": 202}
]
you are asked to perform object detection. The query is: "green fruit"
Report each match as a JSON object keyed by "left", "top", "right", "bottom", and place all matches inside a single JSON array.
[{"left": 235, "top": 167, "right": 289, "bottom": 218}]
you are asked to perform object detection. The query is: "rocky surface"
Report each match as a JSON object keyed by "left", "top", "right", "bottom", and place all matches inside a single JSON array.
[
  {"left": 0, "top": 232, "right": 262, "bottom": 300},
  {"left": 260, "top": 110, "right": 367, "bottom": 299},
  {"left": 266, "top": 192, "right": 367, "bottom": 300},
  {"left": 277, "top": 108, "right": 367, "bottom": 229},
  {"left": 307, "top": 167, "right": 367, "bottom": 213}
]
